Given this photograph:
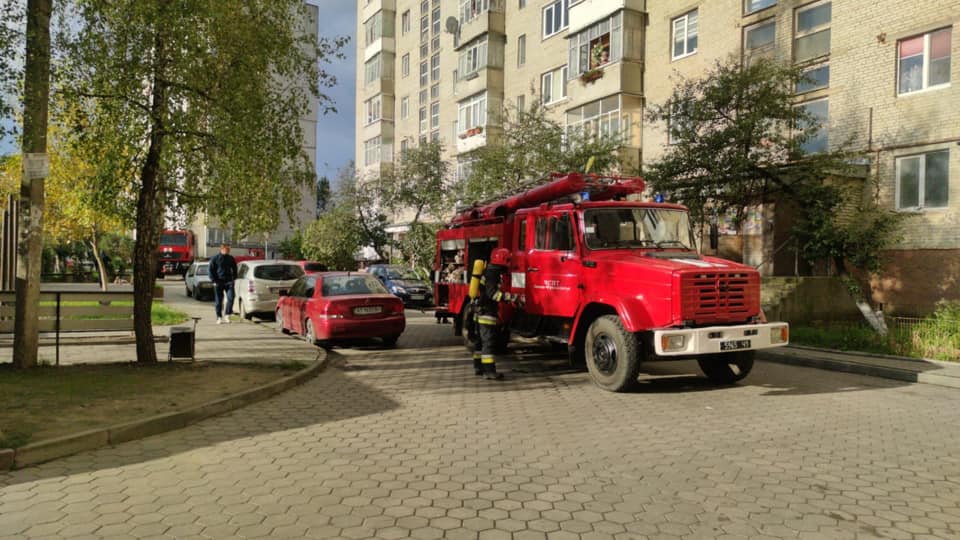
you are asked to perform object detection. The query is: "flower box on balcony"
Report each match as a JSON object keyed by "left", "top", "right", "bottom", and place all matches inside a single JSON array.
[
  {"left": 580, "top": 68, "right": 604, "bottom": 84},
  {"left": 459, "top": 126, "right": 484, "bottom": 139}
]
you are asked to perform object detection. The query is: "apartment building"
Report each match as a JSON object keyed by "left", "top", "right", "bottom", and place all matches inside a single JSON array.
[{"left": 357, "top": 0, "right": 960, "bottom": 314}]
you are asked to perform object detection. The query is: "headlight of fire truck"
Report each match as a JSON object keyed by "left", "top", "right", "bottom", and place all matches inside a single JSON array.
[{"left": 770, "top": 325, "right": 789, "bottom": 344}]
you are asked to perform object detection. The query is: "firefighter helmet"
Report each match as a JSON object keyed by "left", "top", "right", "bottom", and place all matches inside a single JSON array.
[{"left": 490, "top": 248, "right": 511, "bottom": 267}]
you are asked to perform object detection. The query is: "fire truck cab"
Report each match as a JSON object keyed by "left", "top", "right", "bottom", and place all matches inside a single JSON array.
[{"left": 434, "top": 173, "right": 789, "bottom": 392}]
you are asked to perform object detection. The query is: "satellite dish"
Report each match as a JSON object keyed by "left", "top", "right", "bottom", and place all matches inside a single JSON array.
[{"left": 445, "top": 16, "right": 459, "bottom": 34}]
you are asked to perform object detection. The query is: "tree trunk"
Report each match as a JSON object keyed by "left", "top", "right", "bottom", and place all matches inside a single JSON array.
[
  {"left": 13, "top": 0, "right": 52, "bottom": 369},
  {"left": 88, "top": 232, "right": 108, "bottom": 291},
  {"left": 132, "top": 28, "right": 167, "bottom": 364},
  {"left": 834, "top": 256, "right": 887, "bottom": 335}
]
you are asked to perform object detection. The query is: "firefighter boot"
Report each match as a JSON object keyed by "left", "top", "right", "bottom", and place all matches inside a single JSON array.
[
  {"left": 473, "top": 353, "right": 483, "bottom": 376},
  {"left": 482, "top": 356, "right": 504, "bottom": 380}
]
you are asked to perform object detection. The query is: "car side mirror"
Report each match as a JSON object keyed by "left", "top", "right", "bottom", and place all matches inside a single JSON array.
[{"left": 709, "top": 223, "right": 719, "bottom": 250}]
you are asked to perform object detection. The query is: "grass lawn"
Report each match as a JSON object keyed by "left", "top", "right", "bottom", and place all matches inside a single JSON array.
[
  {"left": 38, "top": 300, "right": 190, "bottom": 326},
  {"left": 0, "top": 361, "right": 307, "bottom": 449}
]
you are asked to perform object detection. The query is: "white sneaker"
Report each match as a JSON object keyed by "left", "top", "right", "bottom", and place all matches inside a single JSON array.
[
  {"left": 216, "top": 317, "right": 223, "bottom": 324},
  {"left": 223, "top": 316, "right": 231, "bottom": 324}
]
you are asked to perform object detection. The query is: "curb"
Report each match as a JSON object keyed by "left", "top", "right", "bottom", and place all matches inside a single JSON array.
[
  {"left": 3, "top": 350, "right": 328, "bottom": 470},
  {"left": 758, "top": 346, "right": 960, "bottom": 390}
]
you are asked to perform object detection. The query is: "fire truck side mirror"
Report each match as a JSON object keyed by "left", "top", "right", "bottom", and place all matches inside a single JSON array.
[{"left": 709, "top": 223, "right": 719, "bottom": 250}]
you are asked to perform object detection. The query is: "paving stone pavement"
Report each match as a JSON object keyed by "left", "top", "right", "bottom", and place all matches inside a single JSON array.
[{"left": 3, "top": 311, "right": 960, "bottom": 539}]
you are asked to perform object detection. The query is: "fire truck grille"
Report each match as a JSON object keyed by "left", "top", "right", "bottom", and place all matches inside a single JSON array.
[{"left": 680, "top": 272, "right": 758, "bottom": 324}]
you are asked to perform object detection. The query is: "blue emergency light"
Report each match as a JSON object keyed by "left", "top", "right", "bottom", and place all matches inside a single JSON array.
[
  {"left": 580, "top": 191, "right": 590, "bottom": 201},
  {"left": 654, "top": 193, "right": 665, "bottom": 203}
]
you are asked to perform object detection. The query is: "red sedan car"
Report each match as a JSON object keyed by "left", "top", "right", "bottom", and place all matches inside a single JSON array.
[{"left": 276, "top": 272, "right": 405, "bottom": 347}]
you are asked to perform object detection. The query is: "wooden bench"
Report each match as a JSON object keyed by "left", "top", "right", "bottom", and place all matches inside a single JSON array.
[{"left": 0, "top": 291, "right": 134, "bottom": 365}]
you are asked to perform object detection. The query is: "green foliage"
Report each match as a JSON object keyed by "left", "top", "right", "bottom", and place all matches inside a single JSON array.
[
  {"left": 379, "top": 140, "right": 449, "bottom": 224},
  {"left": 396, "top": 222, "right": 440, "bottom": 274},
  {"left": 0, "top": 1, "right": 23, "bottom": 145},
  {"left": 302, "top": 205, "right": 362, "bottom": 271},
  {"left": 790, "top": 323, "right": 893, "bottom": 355},
  {"left": 315, "top": 176, "right": 331, "bottom": 216},
  {"left": 278, "top": 231, "right": 305, "bottom": 260},
  {"left": 647, "top": 57, "right": 899, "bottom": 277},
  {"left": 461, "top": 102, "right": 627, "bottom": 202},
  {"left": 338, "top": 163, "right": 390, "bottom": 261}
]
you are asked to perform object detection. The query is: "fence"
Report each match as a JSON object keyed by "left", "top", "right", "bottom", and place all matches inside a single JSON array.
[{"left": 887, "top": 316, "right": 960, "bottom": 361}]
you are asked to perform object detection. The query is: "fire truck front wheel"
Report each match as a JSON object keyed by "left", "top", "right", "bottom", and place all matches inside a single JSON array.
[
  {"left": 697, "top": 351, "right": 754, "bottom": 385},
  {"left": 585, "top": 315, "right": 641, "bottom": 392}
]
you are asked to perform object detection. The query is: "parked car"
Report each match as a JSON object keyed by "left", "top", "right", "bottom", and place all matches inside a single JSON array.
[
  {"left": 295, "top": 260, "right": 328, "bottom": 275},
  {"left": 184, "top": 261, "right": 213, "bottom": 300},
  {"left": 276, "top": 272, "right": 405, "bottom": 347},
  {"left": 234, "top": 260, "right": 305, "bottom": 320},
  {"left": 366, "top": 264, "right": 433, "bottom": 307}
]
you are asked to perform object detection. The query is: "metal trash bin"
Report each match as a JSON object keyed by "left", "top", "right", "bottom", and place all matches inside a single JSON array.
[{"left": 169, "top": 317, "right": 201, "bottom": 361}]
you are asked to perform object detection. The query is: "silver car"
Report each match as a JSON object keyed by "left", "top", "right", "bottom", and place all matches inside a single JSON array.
[
  {"left": 184, "top": 261, "right": 214, "bottom": 300},
  {"left": 234, "top": 260, "right": 305, "bottom": 319}
]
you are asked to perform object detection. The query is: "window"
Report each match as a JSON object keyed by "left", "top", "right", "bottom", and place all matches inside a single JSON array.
[
  {"left": 431, "top": 83, "right": 440, "bottom": 99},
  {"left": 517, "top": 94, "right": 525, "bottom": 113},
  {"left": 364, "top": 12, "right": 394, "bottom": 47},
  {"left": 796, "top": 98, "right": 828, "bottom": 154},
  {"left": 541, "top": 66, "right": 568, "bottom": 105},
  {"left": 459, "top": 35, "right": 487, "bottom": 78},
  {"left": 431, "top": 129, "right": 440, "bottom": 142},
  {"left": 796, "top": 63, "right": 829, "bottom": 93},
  {"left": 898, "top": 27, "right": 952, "bottom": 95},
  {"left": 431, "top": 53, "right": 441, "bottom": 81},
  {"left": 568, "top": 12, "right": 622, "bottom": 77},
  {"left": 431, "top": 102, "right": 440, "bottom": 128},
  {"left": 456, "top": 158, "right": 475, "bottom": 184},
  {"left": 794, "top": 1, "right": 831, "bottom": 63},
  {"left": 421, "top": 43, "right": 429, "bottom": 58},
  {"left": 667, "top": 101, "right": 690, "bottom": 145},
  {"left": 420, "top": 107, "right": 428, "bottom": 133},
  {"left": 420, "top": 89, "right": 428, "bottom": 105},
  {"left": 745, "top": 0, "right": 776, "bottom": 14},
  {"left": 460, "top": 0, "right": 501, "bottom": 25},
  {"left": 458, "top": 92, "right": 488, "bottom": 133},
  {"left": 517, "top": 34, "right": 526, "bottom": 66},
  {"left": 432, "top": 35, "right": 440, "bottom": 52},
  {"left": 402, "top": 10, "right": 411, "bottom": 34},
  {"left": 402, "top": 54, "right": 410, "bottom": 78},
  {"left": 542, "top": 0, "right": 569, "bottom": 39},
  {"left": 420, "top": 61, "right": 429, "bottom": 86},
  {"left": 421, "top": 14, "right": 429, "bottom": 42},
  {"left": 364, "top": 136, "right": 382, "bottom": 166},
  {"left": 400, "top": 96, "right": 409, "bottom": 120},
  {"left": 364, "top": 54, "right": 386, "bottom": 84},
  {"left": 432, "top": 7, "right": 440, "bottom": 34},
  {"left": 517, "top": 218, "right": 527, "bottom": 251},
  {"left": 548, "top": 214, "right": 574, "bottom": 251},
  {"left": 365, "top": 95, "right": 382, "bottom": 125},
  {"left": 519, "top": 0, "right": 526, "bottom": 8},
  {"left": 534, "top": 218, "right": 547, "bottom": 249},
  {"left": 566, "top": 95, "right": 631, "bottom": 143},
  {"left": 897, "top": 150, "right": 949, "bottom": 210},
  {"left": 400, "top": 139, "right": 409, "bottom": 153},
  {"left": 744, "top": 19, "right": 776, "bottom": 59},
  {"left": 672, "top": 9, "right": 698, "bottom": 60}
]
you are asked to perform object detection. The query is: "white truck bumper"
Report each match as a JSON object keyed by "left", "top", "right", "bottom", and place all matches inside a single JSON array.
[{"left": 652, "top": 322, "right": 789, "bottom": 356}]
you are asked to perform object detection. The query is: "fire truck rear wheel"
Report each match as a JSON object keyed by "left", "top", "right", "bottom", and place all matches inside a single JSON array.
[
  {"left": 585, "top": 315, "right": 641, "bottom": 392},
  {"left": 697, "top": 351, "right": 755, "bottom": 385}
]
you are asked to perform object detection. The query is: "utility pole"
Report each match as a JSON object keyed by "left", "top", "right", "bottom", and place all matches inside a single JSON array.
[{"left": 13, "top": 0, "right": 52, "bottom": 368}]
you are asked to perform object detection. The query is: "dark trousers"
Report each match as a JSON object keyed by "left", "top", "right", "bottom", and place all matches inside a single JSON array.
[
  {"left": 213, "top": 281, "right": 235, "bottom": 318},
  {"left": 473, "top": 320, "right": 498, "bottom": 374}
]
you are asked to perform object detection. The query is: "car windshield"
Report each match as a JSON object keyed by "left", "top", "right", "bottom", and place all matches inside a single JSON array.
[
  {"left": 253, "top": 264, "right": 304, "bottom": 281},
  {"left": 322, "top": 275, "right": 389, "bottom": 297},
  {"left": 385, "top": 268, "right": 420, "bottom": 280},
  {"left": 303, "top": 262, "right": 327, "bottom": 272},
  {"left": 196, "top": 265, "right": 208, "bottom": 276},
  {"left": 583, "top": 208, "right": 695, "bottom": 250},
  {"left": 160, "top": 234, "right": 188, "bottom": 246}
]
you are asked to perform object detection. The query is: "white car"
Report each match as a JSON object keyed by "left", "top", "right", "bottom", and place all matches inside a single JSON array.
[
  {"left": 184, "top": 261, "right": 214, "bottom": 300},
  {"left": 234, "top": 260, "right": 305, "bottom": 320}
]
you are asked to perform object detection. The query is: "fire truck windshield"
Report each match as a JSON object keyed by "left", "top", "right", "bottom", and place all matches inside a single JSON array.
[
  {"left": 160, "top": 233, "right": 189, "bottom": 246},
  {"left": 583, "top": 208, "right": 695, "bottom": 251}
]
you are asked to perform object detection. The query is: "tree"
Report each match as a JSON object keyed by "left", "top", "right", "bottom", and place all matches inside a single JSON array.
[
  {"left": 0, "top": 1, "right": 24, "bottom": 144},
  {"left": 646, "top": 57, "right": 899, "bottom": 313},
  {"left": 461, "top": 103, "right": 627, "bottom": 203},
  {"left": 315, "top": 175, "right": 331, "bottom": 217},
  {"left": 278, "top": 231, "right": 304, "bottom": 260},
  {"left": 339, "top": 163, "right": 390, "bottom": 261},
  {"left": 302, "top": 206, "right": 362, "bottom": 271},
  {"left": 379, "top": 140, "right": 449, "bottom": 224},
  {"left": 58, "top": 0, "right": 346, "bottom": 363},
  {"left": 396, "top": 222, "right": 439, "bottom": 274}
]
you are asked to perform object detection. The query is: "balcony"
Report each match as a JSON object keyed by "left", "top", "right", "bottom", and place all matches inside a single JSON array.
[
  {"left": 455, "top": 67, "right": 504, "bottom": 101},
  {"left": 361, "top": 0, "right": 395, "bottom": 25},
  {"left": 569, "top": 0, "right": 646, "bottom": 34},
  {"left": 456, "top": 0, "right": 505, "bottom": 50},
  {"left": 565, "top": 60, "right": 642, "bottom": 109},
  {"left": 456, "top": 125, "right": 503, "bottom": 154}
]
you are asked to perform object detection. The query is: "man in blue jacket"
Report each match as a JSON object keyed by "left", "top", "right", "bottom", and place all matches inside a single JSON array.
[{"left": 208, "top": 243, "right": 238, "bottom": 324}]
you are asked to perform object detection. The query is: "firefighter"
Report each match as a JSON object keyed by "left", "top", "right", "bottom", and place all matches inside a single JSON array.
[{"left": 471, "top": 248, "right": 517, "bottom": 381}]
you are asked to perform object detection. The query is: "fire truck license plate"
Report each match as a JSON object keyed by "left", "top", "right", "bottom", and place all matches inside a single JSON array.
[
  {"left": 720, "top": 339, "right": 751, "bottom": 351},
  {"left": 354, "top": 306, "right": 382, "bottom": 315}
]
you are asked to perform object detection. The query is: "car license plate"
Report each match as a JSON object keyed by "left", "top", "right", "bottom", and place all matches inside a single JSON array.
[
  {"left": 354, "top": 306, "right": 382, "bottom": 315},
  {"left": 269, "top": 287, "right": 287, "bottom": 294},
  {"left": 410, "top": 294, "right": 425, "bottom": 300},
  {"left": 720, "top": 339, "right": 751, "bottom": 351}
]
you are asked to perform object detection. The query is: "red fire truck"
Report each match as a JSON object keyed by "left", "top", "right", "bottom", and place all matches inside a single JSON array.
[
  {"left": 157, "top": 229, "right": 195, "bottom": 278},
  {"left": 434, "top": 172, "right": 789, "bottom": 392}
]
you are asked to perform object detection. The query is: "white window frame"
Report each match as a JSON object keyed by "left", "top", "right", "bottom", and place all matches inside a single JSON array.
[
  {"left": 364, "top": 95, "right": 382, "bottom": 126},
  {"left": 518, "top": 34, "right": 526, "bottom": 67},
  {"left": 542, "top": 0, "right": 569, "bottom": 40},
  {"left": 568, "top": 12, "right": 622, "bottom": 78},
  {"left": 402, "top": 53, "right": 410, "bottom": 78},
  {"left": 364, "top": 136, "right": 382, "bottom": 166},
  {"left": 897, "top": 27, "right": 953, "bottom": 96},
  {"left": 431, "top": 53, "right": 441, "bottom": 82},
  {"left": 402, "top": 10, "right": 411, "bottom": 34},
  {"left": 364, "top": 54, "right": 382, "bottom": 85},
  {"left": 793, "top": 1, "right": 831, "bottom": 63},
  {"left": 459, "top": 35, "right": 488, "bottom": 79},
  {"left": 364, "top": 12, "right": 382, "bottom": 47},
  {"left": 460, "top": 0, "right": 503, "bottom": 25},
  {"left": 744, "top": 18, "right": 776, "bottom": 57},
  {"left": 895, "top": 150, "right": 950, "bottom": 211},
  {"left": 400, "top": 96, "right": 410, "bottom": 120},
  {"left": 794, "top": 98, "right": 829, "bottom": 154},
  {"left": 796, "top": 63, "right": 829, "bottom": 94},
  {"left": 458, "top": 92, "right": 488, "bottom": 134},
  {"left": 541, "top": 66, "right": 568, "bottom": 105},
  {"left": 420, "top": 61, "right": 429, "bottom": 86},
  {"left": 431, "top": 101, "right": 440, "bottom": 129},
  {"left": 671, "top": 9, "right": 698, "bottom": 61},
  {"left": 420, "top": 107, "right": 428, "bottom": 133},
  {"left": 565, "top": 95, "right": 629, "bottom": 144},
  {"left": 744, "top": 0, "right": 776, "bottom": 15}
]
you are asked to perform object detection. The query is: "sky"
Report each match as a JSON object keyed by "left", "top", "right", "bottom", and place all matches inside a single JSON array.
[{"left": 1, "top": 0, "right": 358, "bottom": 184}]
